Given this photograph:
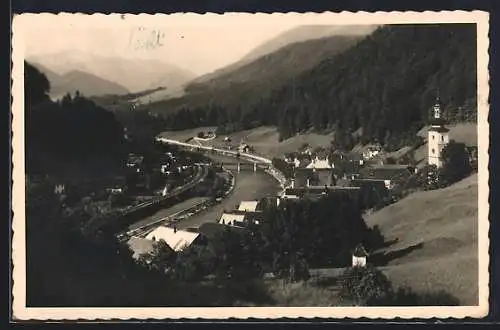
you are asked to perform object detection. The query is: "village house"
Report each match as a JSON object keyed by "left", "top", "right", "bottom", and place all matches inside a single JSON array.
[
  {"left": 294, "top": 168, "right": 337, "bottom": 188},
  {"left": 237, "top": 200, "right": 261, "bottom": 212},
  {"left": 238, "top": 142, "right": 251, "bottom": 153},
  {"left": 145, "top": 226, "right": 203, "bottom": 252},
  {"left": 352, "top": 244, "right": 369, "bottom": 267},
  {"left": 127, "top": 226, "right": 206, "bottom": 259},
  {"left": 306, "top": 155, "right": 334, "bottom": 170},
  {"left": 362, "top": 143, "right": 383, "bottom": 160},
  {"left": 219, "top": 210, "right": 261, "bottom": 227}
]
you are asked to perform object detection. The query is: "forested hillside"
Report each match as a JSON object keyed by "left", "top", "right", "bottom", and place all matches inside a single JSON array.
[
  {"left": 25, "top": 62, "right": 126, "bottom": 176},
  {"left": 189, "top": 25, "right": 376, "bottom": 86},
  {"left": 156, "top": 24, "right": 476, "bottom": 150},
  {"left": 142, "top": 35, "right": 364, "bottom": 115}
]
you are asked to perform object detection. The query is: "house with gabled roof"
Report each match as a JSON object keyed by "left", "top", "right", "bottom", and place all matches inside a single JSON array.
[
  {"left": 306, "top": 150, "right": 334, "bottom": 170},
  {"left": 145, "top": 226, "right": 201, "bottom": 252}
]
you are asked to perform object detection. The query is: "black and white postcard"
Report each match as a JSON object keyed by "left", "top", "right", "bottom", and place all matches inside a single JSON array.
[{"left": 11, "top": 10, "right": 490, "bottom": 320}]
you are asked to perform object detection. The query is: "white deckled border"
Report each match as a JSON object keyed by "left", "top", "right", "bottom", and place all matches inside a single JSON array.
[{"left": 11, "top": 10, "right": 490, "bottom": 320}]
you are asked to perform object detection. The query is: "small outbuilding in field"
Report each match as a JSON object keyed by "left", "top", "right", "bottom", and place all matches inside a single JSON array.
[{"left": 352, "top": 244, "right": 369, "bottom": 268}]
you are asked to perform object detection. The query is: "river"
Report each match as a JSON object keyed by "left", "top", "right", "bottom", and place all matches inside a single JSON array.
[{"left": 175, "top": 154, "right": 280, "bottom": 229}]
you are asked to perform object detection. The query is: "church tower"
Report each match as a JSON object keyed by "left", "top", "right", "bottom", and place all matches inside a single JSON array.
[{"left": 428, "top": 96, "right": 450, "bottom": 168}]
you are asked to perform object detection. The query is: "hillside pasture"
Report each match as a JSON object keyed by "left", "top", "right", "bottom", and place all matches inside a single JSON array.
[
  {"left": 159, "top": 127, "right": 217, "bottom": 143},
  {"left": 159, "top": 126, "right": 335, "bottom": 159},
  {"left": 365, "top": 174, "right": 479, "bottom": 305}
]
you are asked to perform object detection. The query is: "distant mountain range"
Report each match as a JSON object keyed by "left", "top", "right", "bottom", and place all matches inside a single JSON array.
[
  {"left": 27, "top": 51, "right": 196, "bottom": 95},
  {"left": 241, "top": 24, "right": 378, "bottom": 62},
  {"left": 144, "top": 31, "right": 372, "bottom": 114},
  {"left": 190, "top": 25, "right": 377, "bottom": 87},
  {"left": 31, "top": 62, "right": 130, "bottom": 99}
]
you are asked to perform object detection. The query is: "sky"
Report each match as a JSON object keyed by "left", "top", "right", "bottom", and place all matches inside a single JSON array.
[
  {"left": 19, "top": 14, "right": 307, "bottom": 75},
  {"left": 15, "top": 12, "right": 483, "bottom": 76}
]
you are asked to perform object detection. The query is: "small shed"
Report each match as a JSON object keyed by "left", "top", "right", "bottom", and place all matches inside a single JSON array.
[{"left": 352, "top": 244, "right": 369, "bottom": 268}]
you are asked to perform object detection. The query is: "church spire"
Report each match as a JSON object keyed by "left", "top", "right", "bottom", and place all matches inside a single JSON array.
[{"left": 433, "top": 93, "right": 442, "bottom": 120}]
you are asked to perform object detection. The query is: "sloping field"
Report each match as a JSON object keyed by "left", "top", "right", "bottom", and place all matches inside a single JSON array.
[
  {"left": 159, "top": 127, "right": 217, "bottom": 143},
  {"left": 160, "top": 126, "right": 334, "bottom": 158},
  {"left": 365, "top": 174, "right": 479, "bottom": 305},
  {"left": 251, "top": 129, "right": 334, "bottom": 158}
]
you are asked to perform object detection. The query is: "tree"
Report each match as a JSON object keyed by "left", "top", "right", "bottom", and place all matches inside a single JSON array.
[
  {"left": 24, "top": 61, "right": 51, "bottom": 106},
  {"left": 339, "top": 266, "right": 392, "bottom": 306},
  {"left": 138, "top": 239, "right": 177, "bottom": 274},
  {"left": 439, "top": 140, "right": 473, "bottom": 186}
]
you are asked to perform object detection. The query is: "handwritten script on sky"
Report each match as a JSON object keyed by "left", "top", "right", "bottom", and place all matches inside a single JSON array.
[{"left": 127, "top": 27, "right": 166, "bottom": 50}]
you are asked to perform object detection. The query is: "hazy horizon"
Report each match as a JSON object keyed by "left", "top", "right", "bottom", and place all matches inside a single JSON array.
[
  {"left": 23, "top": 24, "right": 302, "bottom": 76},
  {"left": 20, "top": 14, "right": 378, "bottom": 76}
]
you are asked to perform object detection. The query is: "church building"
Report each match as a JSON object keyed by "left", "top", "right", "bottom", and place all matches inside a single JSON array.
[{"left": 428, "top": 97, "right": 450, "bottom": 168}]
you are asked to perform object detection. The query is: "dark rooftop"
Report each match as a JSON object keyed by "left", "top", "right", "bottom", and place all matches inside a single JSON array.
[
  {"left": 428, "top": 126, "right": 450, "bottom": 133},
  {"left": 285, "top": 186, "right": 360, "bottom": 197},
  {"left": 353, "top": 244, "right": 369, "bottom": 257},
  {"left": 359, "top": 165, "right": 412, "bottom": 180}
]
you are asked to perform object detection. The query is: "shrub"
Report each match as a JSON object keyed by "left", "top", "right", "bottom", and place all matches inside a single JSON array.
[
  {"left": 339, "top": 266, "right": 392, "bottom": 306},
  {"left": 339, "top": 266, "right": 461, "bottom": 306}
]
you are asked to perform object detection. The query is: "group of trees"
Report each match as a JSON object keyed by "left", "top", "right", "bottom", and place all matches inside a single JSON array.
[
  {"left": 152, "top": 24, "right": 476, "bottom": 152},
  {"left": 271, "top": 157, "right": 295, "bottom": 179},
  {"left": 25, "top": 62, "right": 126, "bottom": 176}
]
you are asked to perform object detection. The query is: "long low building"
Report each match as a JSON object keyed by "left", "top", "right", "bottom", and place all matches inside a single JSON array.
[
  {"left": 219, "top": 209, "right": 262, "bottom": 227},
  {"left": 281, "top": 186, "right": 361, "bottom": 200},
  {"left": 237, "top": 200, "right": 261, "bottom": 212}
]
